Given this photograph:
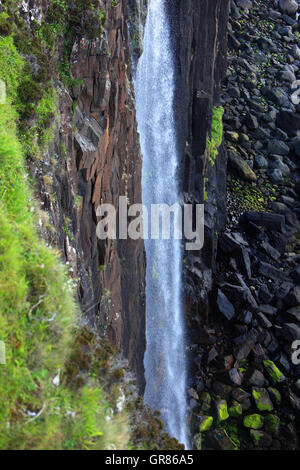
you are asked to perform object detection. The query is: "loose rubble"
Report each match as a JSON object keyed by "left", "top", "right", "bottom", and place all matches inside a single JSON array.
[{"left": 189, "top": 0, "right": 300, "bottom": 450}]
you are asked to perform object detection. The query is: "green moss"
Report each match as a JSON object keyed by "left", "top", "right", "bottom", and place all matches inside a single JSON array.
[
  {"left": 252, "top": 388, "right": 273, "bottom": 412},
  {"left": 217, "top": 400, "right": 229, "bottom": 422},
  {"left": 0, "top": 0, "right": 106, "bottom": 156},
  {"left": 0, "top": 27, "right": 55, "bottom": 154},
  {"left": 263, "top": 360, "right": 285, "bottom": 384},
  {"left": 264, "top": 414, "right": 280, "bottom": 436},
  {"left": 199, "top": 415, "right": 213, "bottom": 432},
  {"left": 243, "top": 414, "right": 264, "bottom": 430},
  {"left": 203, "top": 177, "right": 208, "bottom": 203},
  {"left": 250, "top": 429, "right": 263, "bottom": 446},
  {"left": 224, "top": 424, "right": 240, "bottom": 450},
  {"left": 206, "top": 106, "right": 224, "bottom": 166},
  {"left": 44, "top": 0, "right": 106, "bottom": 87},
  {"left": 268, "top": 387, "right": 281, "bottom": 405},
  {"left": 36, "top": 88, "right": 59, "bottom": 145},
  {"left": 229, "top": 401, "right": 243, "bottom": 417},
  {"left": 200, "top": 391, "right": 211, "bottom": 413}
]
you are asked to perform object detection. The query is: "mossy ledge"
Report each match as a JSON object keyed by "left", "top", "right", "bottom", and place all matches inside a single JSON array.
[{"left": 206, "top": 106, "right": 224, "bottom": 166}]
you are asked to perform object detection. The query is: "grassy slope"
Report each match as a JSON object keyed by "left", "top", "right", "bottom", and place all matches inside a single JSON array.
[
  {"left": 0, "top": 5, "right": 129, "bottom": 450},
  {"left": 0, "top": 1, "right": 185, "bottom": 450}
]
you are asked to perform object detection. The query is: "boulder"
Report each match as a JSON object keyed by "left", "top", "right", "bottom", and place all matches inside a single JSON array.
[
  {"left": 268, "top": 388, "right": 282, "bottom": 406},
  {"left": 239, "top": 212, "right": 285, "bottom": 232},
  {"left": 198, "top": 414, "right": 214, "bottom": 432},
  {"left": 243, "top": 413, "right": 264, "bottom": 429},
  {"left": 229, "top": 400, "right": 243, "bottom": 417},
  {"left": 209, "top": 429, "right": 236, "bottom": 450},
  {"left": 291, "top": 45, "right": 300, "bottom": 60},
  {"left": 276, "top": 110, "right": 300, "bottom": 137},
  {"left": 215, "top": 398, "right": 229, "bottom": 422},
  {"left": 279, "top": 0, "right": 298, "bottom": 16},
  {"left": 252, "top": 387, "right": 274, "bottom": 412},
  {"left": 229, "top": 368, "right": 243, "bottom": 386},
  {"left": 217, "top": 289, "right": 235, "bottom": 321},
  {"left": 268, "top": 169, "right": 284, "bottom": 184},
  {"left": 244, "top": 112, "right": 259, "bottom": 130},
  {"left": 228, "top": 151, "right": 257, "bottom": 182},
  {"left": 254, "top": 155, "right": 268, "bottom": 169},
  {"left": 264, "top": 414, "right": 280, "bottom": 436},
  {"left": 268, "top": 139, "right": 290, "bottom": 156},
  {"left": 263, "top": 360, "right": 286, "bottom": 384},
  {"left": 232, "top": 388, "right": 251, "bottom": 403},
  {"left": 248, "top": 369, "right": 265, "bottom": 387}
]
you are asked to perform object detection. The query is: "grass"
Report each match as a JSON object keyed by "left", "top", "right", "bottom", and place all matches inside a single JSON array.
[
  {"left": 0, "top": 0, "right": 105, "bottom": 157},
  {"left": 0, "top": 95, "right": 130, "bottom": 450},
  {"left": 0, "top": 1, "right": 185, "bottom": 451},
  {"left": 0, "top": 13, "right": 129, "bottom": 450}
]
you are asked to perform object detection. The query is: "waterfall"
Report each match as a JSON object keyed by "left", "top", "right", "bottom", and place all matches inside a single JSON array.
[{"left": 135, "top": 0, "right": 189, "bottom": 449}]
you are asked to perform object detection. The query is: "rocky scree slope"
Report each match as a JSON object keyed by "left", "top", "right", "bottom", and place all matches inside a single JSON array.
[{"left": 188, "top": 0, "right": 300, "bottom": 451}]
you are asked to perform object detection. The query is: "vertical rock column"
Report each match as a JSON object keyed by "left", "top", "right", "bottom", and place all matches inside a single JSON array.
[
  {"left": 46, "top": 1, "right": 146, "bottom": 388},
  {"left": 167, "top": 0, "right": 230, "bottom": 323}
]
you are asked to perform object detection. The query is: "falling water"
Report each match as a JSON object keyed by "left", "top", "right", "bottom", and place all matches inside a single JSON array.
[{"left": 135, "top": 0, "right": 189, "bottom": 449}]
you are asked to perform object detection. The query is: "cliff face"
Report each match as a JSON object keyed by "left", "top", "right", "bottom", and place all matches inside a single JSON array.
[
  {"left": 29, "top": 1, "right": 146, "bottom": 388},
  {"left": 165, "top": 0, "right": 230, "bottom": 327},
  {"left": 27, "top": 0, "right": 229, "bottom": 389},
  {"left": 49, "top": 0, "right": 229, "bottom": 386}
]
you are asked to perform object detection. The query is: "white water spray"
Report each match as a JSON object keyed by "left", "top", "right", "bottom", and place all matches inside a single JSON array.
[{"left": 135, "top": 0, "right": 189, "bottom": 449}]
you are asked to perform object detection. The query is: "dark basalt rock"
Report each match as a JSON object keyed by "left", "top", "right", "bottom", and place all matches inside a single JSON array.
[
  {"left": 175, "top": 0, "right": 230, "bottom": 319},
  {"left": 276, "top": 110, "right": 300, "bottom": 137},
  {"left": 228, "top": 151, "right": 257, "bottom": 181},
  {"left": 279, "top": 0, "right": 298, "bottom": 16},
  {"left": 217, "top": 289, "right": 236, "bottom": 321},
  {"left": 258, "top": 261, "right": 285, "bottom": 281},
  {"left": 267, "top": 140, "right": 290, "bottom": 156},
  {"left": 240, "top": 212, "right": 286, "bottom": 232},
  {"left": 247, "top": 370, "right": 266, "bottom": 388},
  {"left": 180, "top": 0, "right": 300, "bottom": 450}
]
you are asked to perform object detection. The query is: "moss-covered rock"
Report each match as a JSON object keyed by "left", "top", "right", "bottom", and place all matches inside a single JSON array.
[
  {"left": 263, "top": 360, "right": 285, "bottom": 384},
  {"left": 200, "top": 391, "right": 211, "bottom": 413},
  {"left": 264, "top": 414, "right": 280, "bottom": 437},
  {"left": 268, "top": 387, "right": 282, "bottom": 406},
  {"left": 216, "top": 398, "right": 229, "bottom": 422},
  {"left": 243, "top": 414, "right": 264, "bottom": 429},
  {"left": 228, "top": 150, "right": 257, "bottom": 182},
  {"left": 250, "top": 429, "right": 264, "bottom": 446},
  {"left": 193, "top": 433, "right": 203, "bottom": 451},
  {"left": 210, "top": 429, "right": 236, "bottom": 451},
  {"left": 199, "top": 415, "right": 214, "bottom": 432},
  {"left": 226, "top": 131, "right": 239, "bottom": 142},
  {"left": 229, "top": 400, "right": 243, "bottom": 417},
  {"left": 252, "top": 387, "right": 273, "bottom": 412}
]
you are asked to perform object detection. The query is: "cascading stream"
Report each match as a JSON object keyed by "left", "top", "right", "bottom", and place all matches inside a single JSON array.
[{"left": 135, "top": 0, "right": 189, "bottom": 449}]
